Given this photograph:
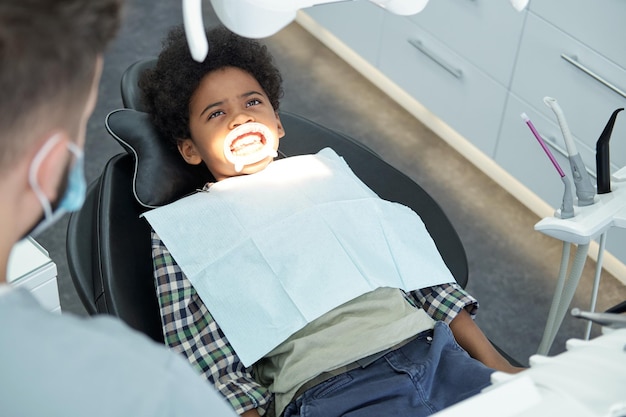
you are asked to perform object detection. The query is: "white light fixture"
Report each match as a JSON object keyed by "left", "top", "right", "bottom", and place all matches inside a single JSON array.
[
  {"left": 509, "top": 0, "right": 529, "bottom": 12},
  {"left": 183, "top": 0, "right": 431, "bottom": 61},
  {"left": 183, "top": 0, "right": 528, "bottom": 62},
  {"left": 182, "top": 0, "right": 209, "bottom": 62}
]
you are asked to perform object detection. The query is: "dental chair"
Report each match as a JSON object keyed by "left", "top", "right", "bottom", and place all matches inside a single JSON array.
[{"left": 66, "top": 58, "right": 483, "bottom": 354}]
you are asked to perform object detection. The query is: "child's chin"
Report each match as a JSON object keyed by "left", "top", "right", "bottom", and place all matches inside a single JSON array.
[{"left": 241, "top": 157, "right": 273, "bottom": 174}]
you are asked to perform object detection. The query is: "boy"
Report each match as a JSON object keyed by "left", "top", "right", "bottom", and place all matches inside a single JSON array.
[{"left": 140, "top": 26, "right": 521, "bottom": 417}]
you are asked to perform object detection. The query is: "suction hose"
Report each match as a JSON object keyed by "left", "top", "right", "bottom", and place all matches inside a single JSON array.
[{"left": 544, "top": 97, "right": 596, "bottom": 206}]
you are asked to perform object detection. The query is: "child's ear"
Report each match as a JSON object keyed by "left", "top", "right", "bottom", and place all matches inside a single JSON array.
[
  {"left": 177, "top": 138, "right": 203, "bottom": 165},
  {"left": 275, "top": 112, "right": 285, "bottom": 139}
]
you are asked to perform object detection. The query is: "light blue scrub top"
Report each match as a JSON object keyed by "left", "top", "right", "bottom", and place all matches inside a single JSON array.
[{"left": 0, "top": 286, "right": 237, "bottom": 417}]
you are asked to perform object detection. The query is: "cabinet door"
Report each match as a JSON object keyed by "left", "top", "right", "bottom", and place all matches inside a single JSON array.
[
  {"left": 530, "top": 0, "right": 626, "bottom": 70},
  {"left": 511, "top": 13, "right": 626, "bottom": 171},
  {"left": 378, "top": 15, "right": 507, "bottom": 157},
  {"left": 303, "top": 1, "right": 385, "bottom": 66},
  {"left": 408, "top": 0, "right": 525, "bottom": 86}
]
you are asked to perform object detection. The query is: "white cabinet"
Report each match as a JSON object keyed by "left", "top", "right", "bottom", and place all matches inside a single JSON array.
[
  {"left": 406, "top": 0, "right": 525, "bottom": 86},
  {"left": 529, "top": 0, "right": 626, "bottom": 71},
  {"left": 378, "top": 14, "right": 507, "bottom": 157},
  {"left": 508, "top": 12, "right": 626, "bottom": 173},
  {"left": 301, "top": 0, "right": 626, "bottom": 278},
  {"left": 7, "top": 238, "right": 60, "bottom": 313},
  {"left": 303, "top": 2, "right": 385, "bottom": 66}
]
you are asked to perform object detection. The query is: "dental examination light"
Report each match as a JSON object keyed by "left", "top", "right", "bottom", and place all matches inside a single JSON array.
[
  {"left": 184, "top": 0, "right": 529, "bottom": 62},
  {"left": 183, "top": 0, "right": 209, "bottom": 62},
  {"left": 183, "top": 0, "right": 428, "bottom": 62},
  {"left": 509, "top": 0, "right": 528, "bottom": 12}
]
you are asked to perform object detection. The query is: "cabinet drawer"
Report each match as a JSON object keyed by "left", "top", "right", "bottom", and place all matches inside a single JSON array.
[
  {"left": 29, "top": 277, "right": 61, "bottom": 312},
  {"left": 496, "top": 94, "right": 626, "bottom": 267},
  {"left": 511, "top": 13, "right": 626, "bottom": 170},
  {"left": 530, "top": 0, "right": 626, "bottom": 70},
  {"left": 303, "top": 1, "right": 385, "bottom": 65},
  {"left": 378, "top": 15, "right": 506, "bottom": 157},
  {"left": 408, "top": 0, "right": 525, "bottom": 86}
]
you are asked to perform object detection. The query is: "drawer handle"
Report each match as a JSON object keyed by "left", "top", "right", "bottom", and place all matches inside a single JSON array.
[
  {"left": 543, "top": 134, "right": 597, "bottom": 179},
  {"left": 561, "top": 54, "right": 626, "bottom": 100},
  {"left": 408, "top": 39, "right": 463, "bottom": 79}
]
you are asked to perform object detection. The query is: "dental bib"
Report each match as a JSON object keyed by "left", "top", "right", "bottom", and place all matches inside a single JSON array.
[
  {"left": 143, "top": 148, "right": 454, "bottom": 366},
  {"left": 224, "top": 122, "right": 278, "bottom": 172}
]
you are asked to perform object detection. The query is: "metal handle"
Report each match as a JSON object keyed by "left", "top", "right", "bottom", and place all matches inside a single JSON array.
[
  {"left": 543, "top": 134, "right": 597, "bottom": 179},
  {"left": 408, "top": 39, "right": 463, "bottom": 79},
  {"left": 561, "top": 54, "right": 626, "bottom": 99}
]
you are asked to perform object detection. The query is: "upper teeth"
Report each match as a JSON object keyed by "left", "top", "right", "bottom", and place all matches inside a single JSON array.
[{"left": 232, "top": 134, "right": 262, "bottom": 153}]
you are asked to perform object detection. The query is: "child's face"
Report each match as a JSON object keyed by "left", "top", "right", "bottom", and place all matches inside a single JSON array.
[{"left": 178, "top": 66, "right": 284, "bottom": 181}]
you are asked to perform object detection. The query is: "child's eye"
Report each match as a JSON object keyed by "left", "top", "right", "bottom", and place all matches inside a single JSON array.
[
  {"left": 208, "top": 110, "right": 225, "bottom": 120},
  {"left": 246, "top": 98, "right": 261, "bottom": 108}
]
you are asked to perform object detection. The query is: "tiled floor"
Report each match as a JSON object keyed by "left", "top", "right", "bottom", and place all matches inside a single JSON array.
[{"left": 36, "top": 0, "right": 626, "bottom": 367}]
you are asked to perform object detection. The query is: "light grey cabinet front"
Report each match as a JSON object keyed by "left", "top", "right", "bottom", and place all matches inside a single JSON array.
[{"left": 303, "top": 0, "right": 626, "bottom": 271}]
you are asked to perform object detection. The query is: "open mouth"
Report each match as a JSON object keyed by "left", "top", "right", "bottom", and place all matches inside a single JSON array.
[
  {"left": 224, "top": 122, "right": 278, "bottom": 172},
  {"left": 230, "top": 132, "right": 267, "bottom": 157}
]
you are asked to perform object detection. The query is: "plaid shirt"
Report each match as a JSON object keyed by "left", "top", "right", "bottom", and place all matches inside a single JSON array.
[{"left": 152, "top": 231, "right": 478, "bottom": 416}]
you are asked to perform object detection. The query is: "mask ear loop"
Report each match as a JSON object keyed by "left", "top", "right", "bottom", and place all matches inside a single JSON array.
[{"left": 28, "top": 134, "right": 63, "bottom": 221}]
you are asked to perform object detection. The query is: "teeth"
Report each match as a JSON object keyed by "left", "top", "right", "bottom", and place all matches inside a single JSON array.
[
  {"left": 223, "top": 122, "right": 277, "bottom": 170},
  {"left": 231, "top": 134, "right": 264, "bottom": 155}
]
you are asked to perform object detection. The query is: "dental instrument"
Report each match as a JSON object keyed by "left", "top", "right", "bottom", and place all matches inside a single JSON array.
[
  {"left": 543, "top": 97, "right": 596, "bottom": 206},
  {"left": 571, "top": 307, "right": 626, "bottom": 330},
  {"left": 521, "top": 113, "right": 574, "bottom": 219},
  {"left": 596, "top": 108, "right": 624, "bottom": 194}
]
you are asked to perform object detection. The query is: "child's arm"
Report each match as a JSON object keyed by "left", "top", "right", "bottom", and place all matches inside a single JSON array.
[
  {"left": 406, "top": 284, "right": 524, "bottom": 373},
  {"left": 449, "top": 308, "right": 524, "bottom": 373}
]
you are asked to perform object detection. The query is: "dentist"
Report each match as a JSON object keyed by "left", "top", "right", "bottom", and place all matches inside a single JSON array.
[{"left": 0, "top": 1, "right": 236, "bottom": 416}]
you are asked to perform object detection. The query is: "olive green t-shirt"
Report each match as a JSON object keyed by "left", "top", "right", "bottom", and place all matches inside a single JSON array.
[{"left": 254, "top": 287, "right": 435, "bottom": 416}]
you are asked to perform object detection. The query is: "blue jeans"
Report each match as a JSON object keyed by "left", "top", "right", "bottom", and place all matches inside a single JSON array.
[{"left": 282, "top": 321, "right": 494, "bottom": 417}]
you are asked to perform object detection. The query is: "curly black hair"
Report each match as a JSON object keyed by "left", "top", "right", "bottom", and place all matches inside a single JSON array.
[{"left": 139, "top": 25, "right": 284, "bottom": 147}]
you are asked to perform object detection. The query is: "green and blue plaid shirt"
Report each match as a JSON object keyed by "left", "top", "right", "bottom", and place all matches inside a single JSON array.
[{"left": 152, "top": 231, "right": 478, "bottom": 416}]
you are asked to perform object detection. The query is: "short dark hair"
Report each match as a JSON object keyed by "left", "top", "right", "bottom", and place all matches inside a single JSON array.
[
  {"left": 0, "top": 0, "right": 123, "bottom": 170},
  {"left": 140, "top": 26, "right": 284, "bottom": 147}
]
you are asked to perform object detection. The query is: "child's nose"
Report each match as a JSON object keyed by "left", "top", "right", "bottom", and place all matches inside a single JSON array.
[{"left": 229, "top": 112, "right": 254, "bottom": 129}]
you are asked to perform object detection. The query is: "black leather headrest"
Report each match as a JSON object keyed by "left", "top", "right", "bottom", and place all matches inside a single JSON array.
[
  {"left": 105, "top": 108, "right": 212, "bottom": 208},
  {"left": 120, "top": 58, "right": 157, "bottom": 112}
]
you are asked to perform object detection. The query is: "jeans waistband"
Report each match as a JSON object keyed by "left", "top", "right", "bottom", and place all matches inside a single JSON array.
[{"left": 292, "top": 329, "right": 433, "bottom": 401}]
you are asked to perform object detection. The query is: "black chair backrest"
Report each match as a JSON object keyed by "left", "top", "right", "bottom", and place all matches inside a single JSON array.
[
  {"left": 66, "top": 59, "right": 469, "bottom": 343},
  {"left": 120, "top": 58, "right": 155, "bottom": 112},
  {"left": 67, "top": 153, "right": 163, "bottom": 342}
]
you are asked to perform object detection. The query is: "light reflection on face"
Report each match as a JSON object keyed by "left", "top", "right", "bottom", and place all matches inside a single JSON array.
[{"left": 180, "top": 66, "right": 284, "bottom": 181}]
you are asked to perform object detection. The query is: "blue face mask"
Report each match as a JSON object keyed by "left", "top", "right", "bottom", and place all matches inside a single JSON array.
[{"left": 28, "top": 136, "right": 86, "bottom": 237}]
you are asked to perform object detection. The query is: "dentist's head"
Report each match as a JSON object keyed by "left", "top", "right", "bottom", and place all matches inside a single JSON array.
[{"left": 0, "top": 0, "right": 123, "bottom": 281}]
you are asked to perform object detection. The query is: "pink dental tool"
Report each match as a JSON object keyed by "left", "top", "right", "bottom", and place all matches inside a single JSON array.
[{"left": 522, "top": 113, "right": 574, "bottom": 218}]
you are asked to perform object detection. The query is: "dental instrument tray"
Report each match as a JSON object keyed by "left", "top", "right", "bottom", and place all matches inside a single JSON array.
[{"left": 534, "top": 167, "right": 626, "bottom": 244}]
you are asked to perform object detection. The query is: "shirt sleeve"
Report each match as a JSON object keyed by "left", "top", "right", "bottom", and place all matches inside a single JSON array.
[
  {"left": 404, "top": 282, "right": 479, "bottom": 323},
  {"left": 152, "top": 231, "right": 272, "bottom": 415}
]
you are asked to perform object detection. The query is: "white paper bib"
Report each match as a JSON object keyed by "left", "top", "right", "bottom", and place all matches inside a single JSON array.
[{"left": 144, "top": 148, "right": 454, "bottom": 366}]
